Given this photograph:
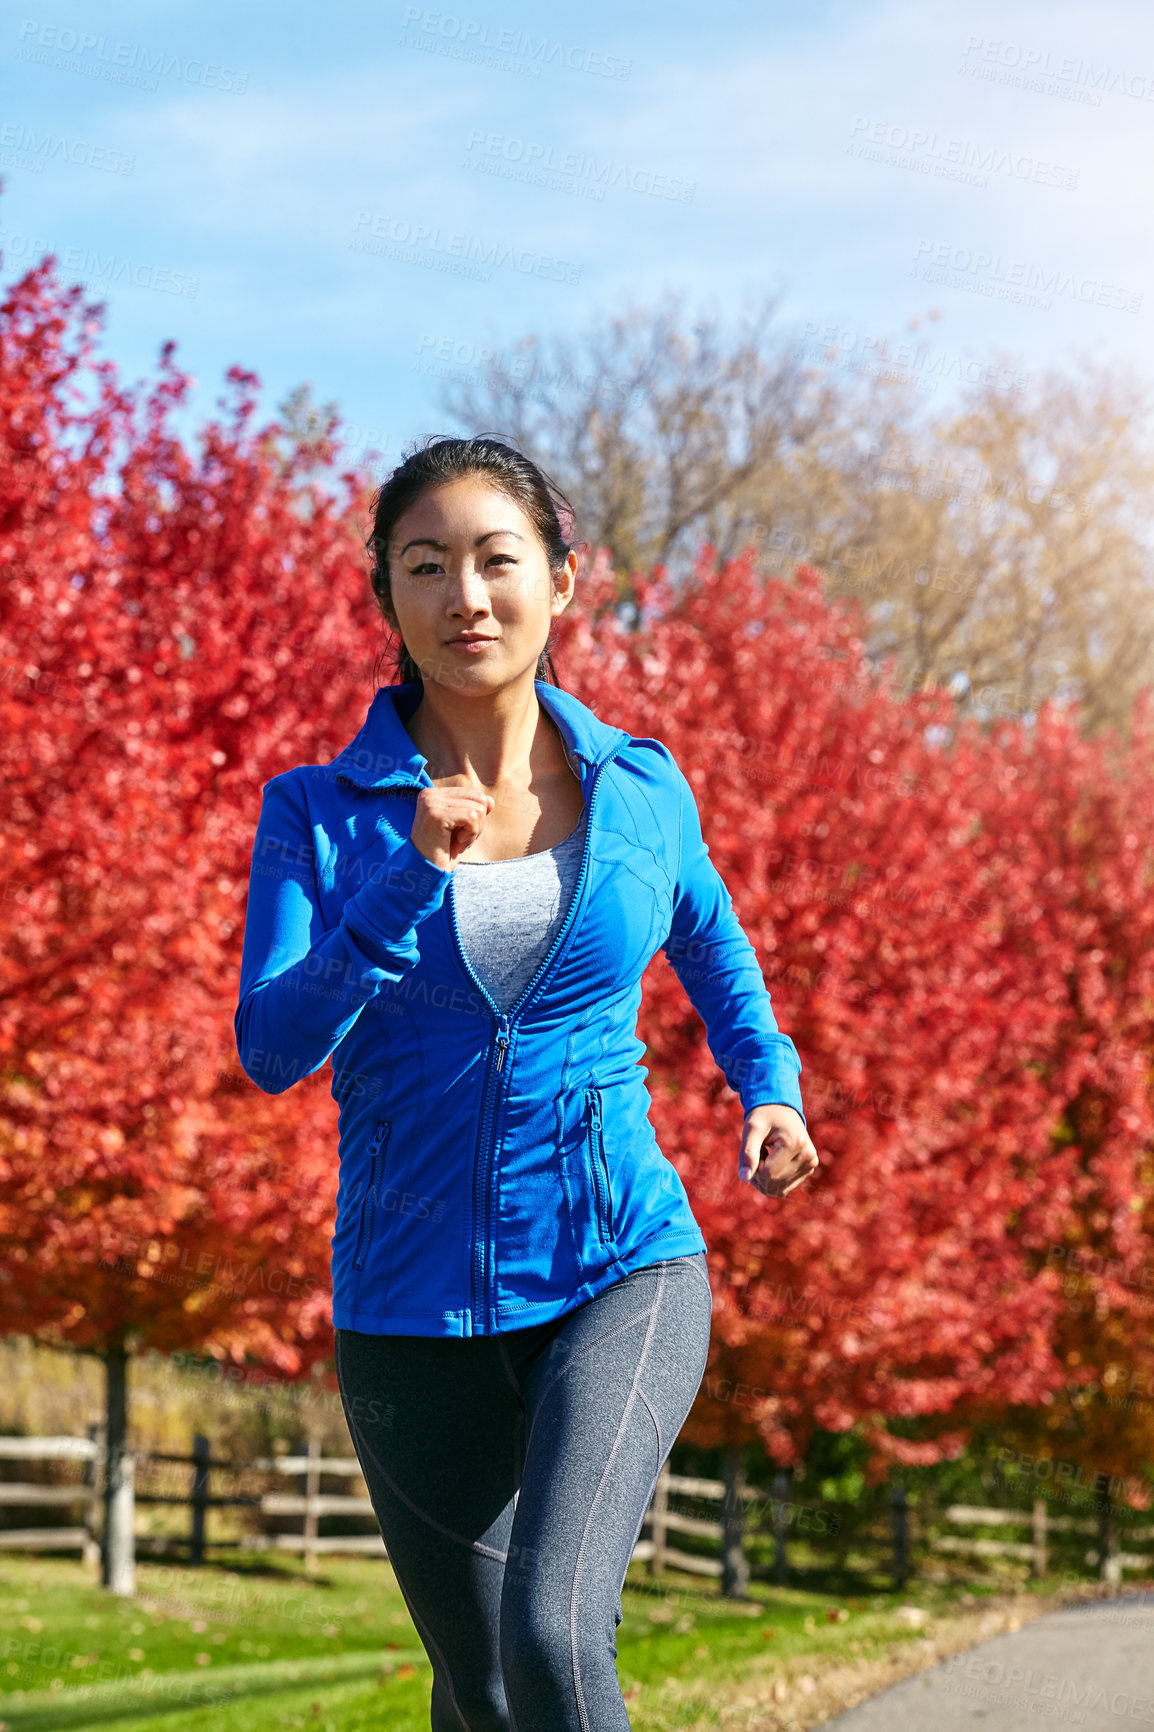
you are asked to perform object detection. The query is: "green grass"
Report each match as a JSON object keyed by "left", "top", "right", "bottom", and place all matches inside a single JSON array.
[
  {"left": 0, "top": 1552, "right": 1062, "bottom": 1731},
  {"left": 0, "top": 1555, "right": 428, "bottom": 1732}
]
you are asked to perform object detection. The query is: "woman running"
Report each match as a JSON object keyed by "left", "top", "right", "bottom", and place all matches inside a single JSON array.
[{"left": 234, "top": 435, "right": 818, "bottom": 1730}]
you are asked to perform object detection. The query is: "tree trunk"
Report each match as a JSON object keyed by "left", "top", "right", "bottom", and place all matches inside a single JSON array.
[
  {"left": 771, "top": 1467, "right": 790, "bottom": 1585},
  {"left": 720, "top": 1442, "right": 749, "bottom": 1599},
  {"left": 891, "top": 1482, "right": 909, "bottom": 1591},
  {"left": 102, "top": 1339, "right": 135, "bottom": 1595},
  {"left": 1097, "top": 1496, "right": 1119, "bottom": 1585},
  {"left": 189, "top": 1433, "right": 210, "bottom": 1566}
]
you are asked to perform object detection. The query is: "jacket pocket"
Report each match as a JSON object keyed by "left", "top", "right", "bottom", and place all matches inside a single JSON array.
[
  {"left": 353, "top": 1120, "right": 391, "bottom": 1272},
  {"left": 584, "top": 1087, "right": 614, "bottom": 1246}
]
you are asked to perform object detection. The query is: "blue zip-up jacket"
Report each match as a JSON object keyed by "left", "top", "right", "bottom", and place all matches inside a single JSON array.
[{"left": 234, "top": 680, "right": 805, "bottom": 1337}]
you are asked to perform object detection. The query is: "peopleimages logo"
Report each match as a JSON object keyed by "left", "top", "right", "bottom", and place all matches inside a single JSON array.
[
  {"left": 463, "top": 130, "right": 695, "bottom": 202},
  {"left": 0, "top": 226, "right": 198, "bottom": 297},
  {"left": 0, "top": 120, "right": 135, "bottom": 174},
  {"left": 793, "top": 321, "right": 1029, "bottom": 394},
  {"left": 910, "top": 238, "right": 1142, "bottom": 314},
  {"left": 962, "top": 34, "right": 1154, "bottom": 103},
  {"left": 15, "top": 20, "right": 248, "bottom": 92},
  {"left": 411, "top": 332, "right": 644, "bottom": 408},
  {"left": 398, "top": 7, "right": 631, "bottom": 79},
  {"left": 350, "top": 211, "right": 581, "bottom": 285},
  {"left": 847, "top": 116, "right": 1078, "bottom": 190}
]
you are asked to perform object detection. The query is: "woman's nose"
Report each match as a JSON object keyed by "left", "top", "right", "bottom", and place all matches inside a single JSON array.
[{"left": 445, "top": 564, "right": 492, "bottom": 612}]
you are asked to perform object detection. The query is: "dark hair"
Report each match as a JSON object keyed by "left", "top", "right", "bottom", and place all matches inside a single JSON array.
[{"left": 365, "top": 435, "right": 577, "bottom": 687}]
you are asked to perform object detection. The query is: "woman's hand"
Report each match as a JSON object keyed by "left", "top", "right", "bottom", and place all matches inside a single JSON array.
[
  {"left": 410, "top": 780, "right": 495, "bottom": 871},
  {"left": 739, "top": 1103, "right": 819, "bottom": 1198}
]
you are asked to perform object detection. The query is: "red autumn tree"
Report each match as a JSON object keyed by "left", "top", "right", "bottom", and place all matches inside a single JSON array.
[
  {"left": 0, "top": 243, "right": 383, "bottom": 1581},
  {"left": 953, "top": 694, "right": 1154, "bottom": 1512},
  {"left": 559, "top": 551, "right": 1154, "bottom": 1496}
]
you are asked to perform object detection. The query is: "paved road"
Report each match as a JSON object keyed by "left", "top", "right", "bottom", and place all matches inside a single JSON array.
[{"left": 822, "top": 1595, "right": 1154, "bottom": 1730}]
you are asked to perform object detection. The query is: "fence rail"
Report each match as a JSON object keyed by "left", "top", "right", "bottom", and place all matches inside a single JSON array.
[{"left": 2, "top": 1436, "right": 1151, "bottom": 1590}]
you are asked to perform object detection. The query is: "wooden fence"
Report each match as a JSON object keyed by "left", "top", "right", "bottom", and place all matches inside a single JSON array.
[
  {"left": 248, "top": 1443, "right": 383, "bottom": 1560},
  {"left": 636, "top": 1472, "right": 726, "bottom": 1578},
  {"left": 3, "top": 1437, "right": 1152, "bottom": 1589},
  {"left": 0, "top": 1436, "right": 383, "bottom": 1571},
  {"left": 0, "top": 1435, "right": 101, "bottom": 1565},
  {"left": 930, "top": 1502, "right": 1154, "bottom": 1586}
]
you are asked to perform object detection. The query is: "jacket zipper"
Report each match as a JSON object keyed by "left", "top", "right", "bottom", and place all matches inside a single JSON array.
[
  {"left": 353, "top": 1120, "right": 390, "bottom": 1272},
  {"left": 448, "top": 738, "right": 628, "bottom": 1334},
  {"left": 585, "top": 1086, "right": 613, "bottom": 1244},
  {"left": 467, "top": 1007, "right": 510, "bottom": 1333}
]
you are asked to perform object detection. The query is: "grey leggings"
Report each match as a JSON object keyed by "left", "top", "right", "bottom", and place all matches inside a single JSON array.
[{"left": 334, "top": 1251, "right": 712, "bottom": 1730}]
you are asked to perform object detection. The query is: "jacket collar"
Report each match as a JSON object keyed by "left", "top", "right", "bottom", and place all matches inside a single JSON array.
[{"left": 329, "top": 680, "right": 631, "bottom": 790}]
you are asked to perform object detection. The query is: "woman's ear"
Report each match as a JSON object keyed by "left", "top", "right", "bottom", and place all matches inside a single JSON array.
[{"left": 551, "top": 549, "right": 579, "bottom": 616}]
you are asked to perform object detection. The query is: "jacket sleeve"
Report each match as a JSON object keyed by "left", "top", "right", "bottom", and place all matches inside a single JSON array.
[
  {"left": 657, "top": 745, "right": 806, "bottom": 1125},
  {"left": 234, "top": 771, "right": 451, "bottom": 1095}
]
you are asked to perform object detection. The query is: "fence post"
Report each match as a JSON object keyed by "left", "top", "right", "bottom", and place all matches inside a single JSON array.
[
  {"left": 102, "top": 1343, "right": 135, "bottom": 1596},
  {"left": 1031, "top": 1498, "right": 1048, "bottom": 1579},
  {"left": 82, "top": 1423, "right": 101, "bottom": 1573},
  {"left": 649, "top": 1467, "right": 669, "bottom": 1577},
  {"left": 720, "top": 1443, "right": 749, "bottom": 1599},
  {"left": 771, "top": 1468, "right": 789, "bottom": 1586},
  {"left": 1097, "top": 1495, "right": 1119, "bottom": 1585},
  {"left": 891, "top": 1483, "right": 908, "bottom": 1591},
  {"left": 303, "top": 1437, "right": 321, "bottom": 1574},
  {"left": 104, "top": 1449, "right": 135, "bottom": 1596},
  {"left": 189, "top": 1434, "right": 210, "bottom": 1566}
]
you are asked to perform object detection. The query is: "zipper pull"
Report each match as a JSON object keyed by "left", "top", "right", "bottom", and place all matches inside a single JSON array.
[
  {"left": 588, "top": 1089, "right": 602, "bottom": 1131},
  {"left": 495, "top": 1014, "right": 511, "bottom": 1072},
  {"left": 369, "top": 1120, "right": 388, "bottom": 1153}
]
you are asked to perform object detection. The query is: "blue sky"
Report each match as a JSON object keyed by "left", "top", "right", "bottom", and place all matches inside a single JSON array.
[{"left": 7, "top": 0, "right": 1153, "bottom": 471}]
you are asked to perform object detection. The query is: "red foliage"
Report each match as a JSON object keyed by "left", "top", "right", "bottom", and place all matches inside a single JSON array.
[
  {"left": 556, "top": 553, "right": 1154, "bottom": 1481},
  {"left": 0, "top": 250, "right": 376, "bottom": 1372}
]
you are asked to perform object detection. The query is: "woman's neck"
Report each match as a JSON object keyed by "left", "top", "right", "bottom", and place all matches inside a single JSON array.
[{"left": 405, "top": 678, "right": 546, "bottom": 789}]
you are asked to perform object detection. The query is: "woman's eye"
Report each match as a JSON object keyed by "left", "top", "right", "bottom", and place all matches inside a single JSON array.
[{"left": 403, "top": 556, "right": 517, "bottom": 577}]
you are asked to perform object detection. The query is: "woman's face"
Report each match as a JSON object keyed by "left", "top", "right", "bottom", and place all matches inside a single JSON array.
[{"left": 385, "top": 476, "right": 577, "bottom": 694}]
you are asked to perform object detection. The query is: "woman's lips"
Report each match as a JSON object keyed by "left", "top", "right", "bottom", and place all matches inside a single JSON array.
[{"left": 446, "top": 638, "right": 497, "bottom": 651}]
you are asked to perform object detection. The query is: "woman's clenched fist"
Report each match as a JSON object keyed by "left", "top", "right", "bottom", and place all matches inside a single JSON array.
[
  {"left": 739, "top": 1103, "right": 820, "bottom": 1198},
  {"left": 409, "top": 780, "right": 495, "bottom": 871}
]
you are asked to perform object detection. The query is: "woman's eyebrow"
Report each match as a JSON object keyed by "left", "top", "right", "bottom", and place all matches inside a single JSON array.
[{"left": 399, "top": 530, "right": 526, "bottom": 555}]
